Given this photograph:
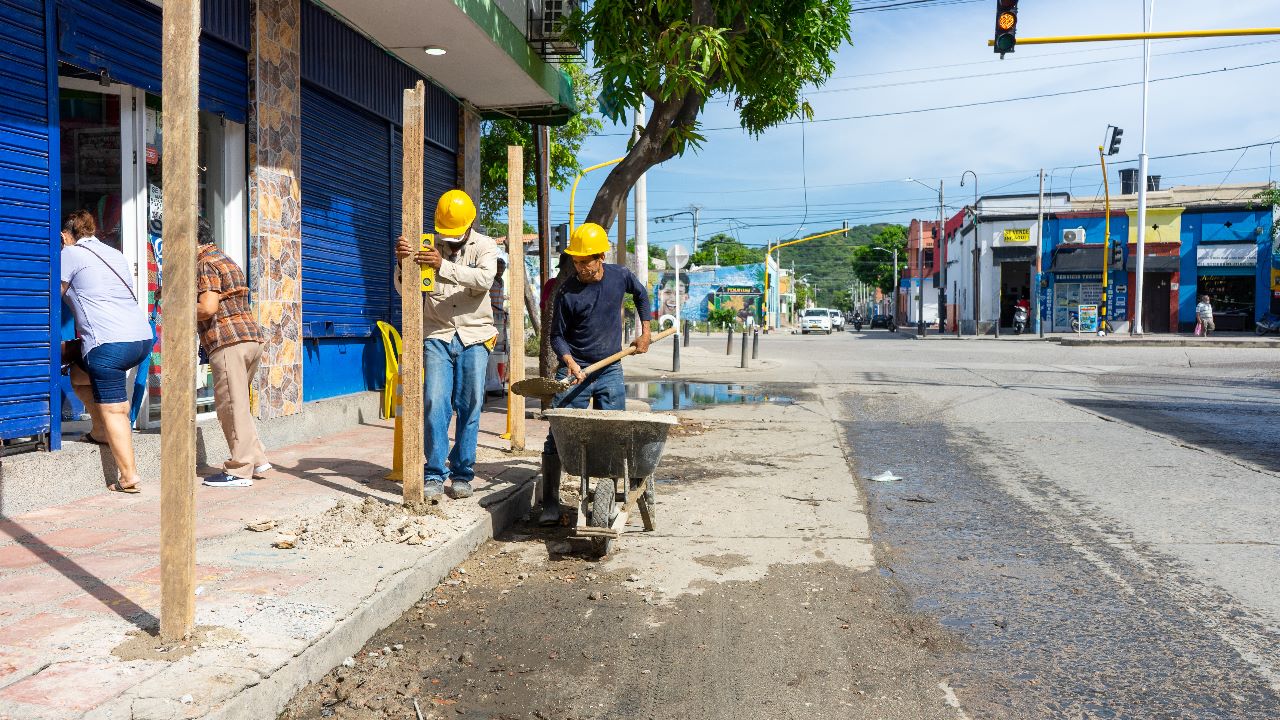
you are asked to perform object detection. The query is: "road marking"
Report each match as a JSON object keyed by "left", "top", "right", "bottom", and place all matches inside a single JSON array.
[{"left": 938, "top": 680, "right": 971, "bottom": 719}]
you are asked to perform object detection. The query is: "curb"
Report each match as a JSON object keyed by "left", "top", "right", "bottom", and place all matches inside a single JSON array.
[
  {"left": 203, "top": 479, "right": 535, "bottom": 720},
  {"left": 1056, "top": 338, "right": 1280, "bottom": 348}
]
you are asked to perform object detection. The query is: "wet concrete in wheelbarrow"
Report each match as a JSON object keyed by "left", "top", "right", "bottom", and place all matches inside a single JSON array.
[{"left": 840, "top": 391, "right": 1280, "bottom": 719}]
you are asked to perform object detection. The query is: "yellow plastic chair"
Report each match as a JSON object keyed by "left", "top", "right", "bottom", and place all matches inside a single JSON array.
[{"left": 376, "top": 321, "right": 402, "bottom": 419}]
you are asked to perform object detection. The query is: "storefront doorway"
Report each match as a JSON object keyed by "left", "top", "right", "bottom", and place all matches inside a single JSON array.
[
  {"left": 58, "top": 67, "right": 248, "bottom": 430},
  {"left": 1141, "top": 273, "right": 1171, "bottom": 333},
  {"left": 1198, "top": 272, "right": 1256, "bottom": 332},
  {"left": 998, "top": 260, "right": 1031, "bottom": 328}
]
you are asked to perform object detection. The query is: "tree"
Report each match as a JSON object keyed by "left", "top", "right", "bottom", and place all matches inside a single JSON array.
[
  {"left": 832, "top": 289, "right": 853, "bottom": 314},
  {"left": 690, "top": 233, "right": 763, "bottom": 267},
  {"left": 850, "top": 225, "right": 908, "bottom": 294},
  {"left": 477, "top": 64, "right": 604, "bottom": 233},
  {"left": 1254, "top": 188, "right": 1280, "bottom": 240},
  {"left": 566, "top": 0, "right": 853, "bottom": 229}
]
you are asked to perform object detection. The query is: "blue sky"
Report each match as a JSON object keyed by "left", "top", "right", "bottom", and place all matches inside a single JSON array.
[{"left": 547, "top": 0, "right": 1280, "bottom": 251}]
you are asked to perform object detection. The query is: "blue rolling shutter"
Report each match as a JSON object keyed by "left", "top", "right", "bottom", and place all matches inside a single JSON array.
[
  {"left": 0, "top": 0, "right": 57, "bottom": 443},
  {"left": 300, "top": 86, "right": 394, "bottom": 337},
  {"left": 55, "top": 0, "right": 248, "bottom": 123}
]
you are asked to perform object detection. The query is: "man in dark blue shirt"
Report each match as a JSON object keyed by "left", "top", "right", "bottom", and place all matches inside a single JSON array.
[{"left": 539, "top": 222, "right": 652, "bottom": 525}]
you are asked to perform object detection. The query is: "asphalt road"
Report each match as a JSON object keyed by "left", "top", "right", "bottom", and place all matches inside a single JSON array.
[{"left": 281, "top": 331, "right": 1280, "bottom": 719}]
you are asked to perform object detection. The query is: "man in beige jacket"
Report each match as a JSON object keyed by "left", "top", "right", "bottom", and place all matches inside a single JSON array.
[{"left": 395, "top": 190, "right": 498, "bottom": 499}]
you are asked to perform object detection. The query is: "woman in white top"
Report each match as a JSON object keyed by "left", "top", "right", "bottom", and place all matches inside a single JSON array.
[{"left": 60, "top": 210, "right": 154, "bottom": 493}]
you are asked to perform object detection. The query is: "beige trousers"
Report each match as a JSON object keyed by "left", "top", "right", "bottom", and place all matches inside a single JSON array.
[{"left": 209, "top": 341, "right": 268, "bottom": 478}]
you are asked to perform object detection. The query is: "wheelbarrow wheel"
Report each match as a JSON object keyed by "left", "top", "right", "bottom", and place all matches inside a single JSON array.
[{"left": 589, "top": 478, "right": 615, "bottom": 557}]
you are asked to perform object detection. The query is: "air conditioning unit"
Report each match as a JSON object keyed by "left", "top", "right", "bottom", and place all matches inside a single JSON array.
[
  {"left": 1061, "top": 227, "right": 1086, "bottom": 244},
  {"left": 527, "top": 0, "right": 582, "bottom": 57}
]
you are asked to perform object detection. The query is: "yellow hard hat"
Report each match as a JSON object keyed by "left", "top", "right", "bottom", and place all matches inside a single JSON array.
[
  {"left": 567, "top": 223, "right": 610, "bottom": 256},
  {"left": 435, "top": 190, "right": 477, "bottom": 236}
]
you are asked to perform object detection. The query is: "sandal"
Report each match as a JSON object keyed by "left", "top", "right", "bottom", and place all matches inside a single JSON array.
[
  {"left": 81, "top": 432, "right": 107, "bottom": 446},
  {"left": 109, "top": 477, "right": 141, "bottom": 494}
]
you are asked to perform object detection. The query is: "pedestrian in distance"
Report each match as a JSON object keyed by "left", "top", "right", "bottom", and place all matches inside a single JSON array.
[
  {"left": 1195, "top": 294, "right": 1215, "bottom": 337},
  {"left": 395, "top": 190, "right": 499, "bottom": 500},
  {"left": 538, "top": 223, "right": 652, "bottom": 525},
  {"left": 196, "top": 219, "right": 272, "bottom": 488},
  {"left": 59, "top": 209, "right": 154, "bottom": 494}
]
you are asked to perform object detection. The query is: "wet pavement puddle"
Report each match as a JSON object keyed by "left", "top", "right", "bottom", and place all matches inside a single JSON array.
[{"left": 626, "top": 381, "right": 794, "bottom": 411}]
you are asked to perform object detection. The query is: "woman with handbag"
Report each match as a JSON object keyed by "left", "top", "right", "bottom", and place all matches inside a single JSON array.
[{"left": 60, "top": 209, "right": 154, "bottom": 493}]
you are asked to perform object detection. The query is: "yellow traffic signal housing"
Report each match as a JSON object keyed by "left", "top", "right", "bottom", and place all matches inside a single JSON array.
[{"left": 994, "top": 0, "right": 1018, "bottom": 56}]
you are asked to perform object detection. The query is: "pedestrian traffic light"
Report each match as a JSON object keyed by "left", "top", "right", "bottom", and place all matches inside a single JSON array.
[
  {"left": 1107, "top": 126, "right": 1124, "bottom": 156},
  {"left": 993, "top": 0, "right": 1018, "bottom": 57}
]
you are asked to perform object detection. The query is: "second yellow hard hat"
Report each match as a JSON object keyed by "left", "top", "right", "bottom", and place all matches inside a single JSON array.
[{"left": 567, "top": 223, "right": 610, "bottom": 256}]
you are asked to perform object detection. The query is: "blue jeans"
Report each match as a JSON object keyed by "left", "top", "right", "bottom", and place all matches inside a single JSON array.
[
  {"left": 424, "top": 334, "right": 490, "bottom": 484},
  {"left": 79, "top": 339, "right": 153, "bottom": 404},
  {"left": 543, "top": 362, "right": 626, "bottom": 455}
]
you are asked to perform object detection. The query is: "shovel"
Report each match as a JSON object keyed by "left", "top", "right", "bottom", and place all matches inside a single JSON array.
[{"left": 511, "top": 326, "right": 679, "bottom": 401}]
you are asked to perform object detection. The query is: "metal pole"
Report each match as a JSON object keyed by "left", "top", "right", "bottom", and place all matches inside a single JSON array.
[
  {"left": 752, "top": 328, "right": 759, "bottom": 360},
  {"left": 683, "top": 319, "right": 691, "bottom": 346},
  {"left": 726, "top": 325, "right": 733, "bottom": 355},
  {"left": 672, "top": 327, "right": 680, "bottom": 372},
  {"left": 1036, "top": 168, "right": 1045, "bottom": 337},
  {"left": 633, "top": 106, "right": 649, "bottom": 286},
  {"left": 1134, "top": 0, "right": 1155, "bottom": 336},
  {"left": 893, "top": 248, "right": 899, "bottom": 327},
  {"left": 1100, "top": 146, "right": 1112, "bottom": 336},
  {"left": 740, "top": 327, "right": 749, "bottom": 369},
  {"left": 917, "top": 219, "right": 926, "bottom": 336},
  {"left": 988, "top": 26, "right": 1280, "bottom": 46}
]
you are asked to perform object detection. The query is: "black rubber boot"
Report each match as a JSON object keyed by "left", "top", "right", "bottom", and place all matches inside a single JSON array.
[{"left": 538, "top": 453, "right": 562, "bottom": 526}]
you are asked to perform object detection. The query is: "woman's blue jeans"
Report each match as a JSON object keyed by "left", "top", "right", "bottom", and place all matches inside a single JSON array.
[{"left": 423, "top": 335, "right": 490, "bottom": 484}]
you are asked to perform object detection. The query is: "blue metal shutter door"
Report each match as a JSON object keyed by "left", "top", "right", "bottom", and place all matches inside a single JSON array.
[{"left": 0, "top": 0, "right": 57, "bottom": 444}]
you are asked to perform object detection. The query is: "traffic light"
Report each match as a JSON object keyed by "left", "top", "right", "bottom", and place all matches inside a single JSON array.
[
  {"left": 993, "top": 0, "right": 1018, "bottom": 57},
  {"left": 553, "top": 223, "right": 569, "bottom": 253},
  {"left": 1111, "top": 239, "right": 1125, "bottom": 268},
  {"left": 842, "top": 220, "right": 849, "bottom": 239},
  {"left": 1107, "top": 126, "right": 1124, "bottom": 156}
]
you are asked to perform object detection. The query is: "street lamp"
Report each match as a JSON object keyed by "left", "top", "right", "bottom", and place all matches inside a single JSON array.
[
  {"left": 905, "top": 178, "right": 945, "bottom": 337},
  {"left": 653, "top": 206, "right": 702, "bottom": 253},
  {"left": 868, "top": 246, "right": 899, "bottom": 324}
]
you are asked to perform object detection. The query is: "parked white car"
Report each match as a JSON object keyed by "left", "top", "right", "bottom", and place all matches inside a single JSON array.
[
  {"left": 801, "top": 308, "right": 833, "bottom": 335},
  {"left": 827, "top": 309, "right": 845, "bottom": 331}
]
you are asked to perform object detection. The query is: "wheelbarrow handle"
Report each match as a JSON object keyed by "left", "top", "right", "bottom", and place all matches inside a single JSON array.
[{"left": 578, "top": 326, "right": 679, "bottom": 377}]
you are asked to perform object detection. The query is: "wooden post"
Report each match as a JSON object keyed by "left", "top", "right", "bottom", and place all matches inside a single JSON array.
[
  {"left": 507, "top": 146, "right": 526, "bottom": 450},
  {"left": 400, "top": 82, "right": 426, "bottom": 504},
  {"left": 159, "top": 0, "right": 201, "bottom": 643}
]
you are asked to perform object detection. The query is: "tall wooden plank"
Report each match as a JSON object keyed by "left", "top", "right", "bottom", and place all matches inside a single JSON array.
[
  {"left": 400, "top": 82, "right": 426, "bottom": 504},
  {"left": 159, "top": 0, "right": 201, "bottom": 643},
  {"left": 507, "top": 146, "right": 526, "bottom": 450}
]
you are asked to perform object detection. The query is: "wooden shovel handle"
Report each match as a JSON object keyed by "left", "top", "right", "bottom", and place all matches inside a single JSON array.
[{"left": 578, "top": 326, "right": 679, "bottom": 377}]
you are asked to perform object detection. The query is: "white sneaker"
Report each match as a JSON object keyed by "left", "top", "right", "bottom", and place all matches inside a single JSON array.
[{"left": 253, "top": 463, "right": 273, "bottom": 478}]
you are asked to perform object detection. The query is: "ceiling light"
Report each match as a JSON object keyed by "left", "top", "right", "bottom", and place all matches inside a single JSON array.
[{"left": 424, "top": 46, "right": 447, "bottom": 56}]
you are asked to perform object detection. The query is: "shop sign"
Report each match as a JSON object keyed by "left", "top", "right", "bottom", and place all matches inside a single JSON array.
[
  {"left": 1003, "top": 228, "right": 1032, "bottom": 244},
  {"left": 1196, "top": 243, "right": 1257, "bottom": 268},
  {"left": 1078, "top": 304, "right": 1099, "bottom": 332}
]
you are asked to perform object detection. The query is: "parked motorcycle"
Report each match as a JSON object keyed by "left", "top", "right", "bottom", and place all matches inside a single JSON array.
[
  {"left": 1013, "top": 305, "right": 1028, "bottom": 335},
  {"left": 1256, "top": 313, "right": 1280, "bottom": 336}
]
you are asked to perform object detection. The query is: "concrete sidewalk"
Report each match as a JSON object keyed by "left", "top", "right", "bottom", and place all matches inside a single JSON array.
[{"left": 0, "top": 406, "right": 542, "bottom": 720}]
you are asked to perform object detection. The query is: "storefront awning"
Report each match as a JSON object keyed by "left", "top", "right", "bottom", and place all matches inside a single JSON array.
[
  {"left": 1050, "top": 245, "right": 1180, "bottom": 273},
  {"left": 1197, "top": 243, "right": 1257, "bottom": 268}
]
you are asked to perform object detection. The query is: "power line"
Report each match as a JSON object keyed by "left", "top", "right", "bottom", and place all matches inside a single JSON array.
[{"left": 594, "top": 59, "right": 1280, "bottom": 137}]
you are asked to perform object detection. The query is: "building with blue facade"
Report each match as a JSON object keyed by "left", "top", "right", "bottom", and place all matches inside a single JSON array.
[
  {"left": 942, "top": 183, "right": 1277, "bottom": 334},
  {"left": 0, "top": 0, "right": 577, "bottom": 454}
]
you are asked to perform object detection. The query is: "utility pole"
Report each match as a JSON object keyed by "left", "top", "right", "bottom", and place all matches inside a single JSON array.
[
  {"left": 1035, "top": 168, "right": 1045, "bottom": 337},
  {"left": 1134, "top": 0, "right": 1155, "bottom": 335},
  {"left": 1099, "top": 144, "right": 1113, "bottom": 336},
  {"left": 633, "top": 105, "right": 649, "bottom": 286}
]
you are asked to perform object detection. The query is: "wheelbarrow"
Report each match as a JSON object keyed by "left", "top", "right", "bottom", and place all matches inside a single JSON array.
[{"left": 542, "top": 408, "right": 678, "bottom": 557}]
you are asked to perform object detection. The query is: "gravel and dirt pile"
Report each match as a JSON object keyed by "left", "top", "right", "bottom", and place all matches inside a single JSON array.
[{"left": 269, "top": 497, "right": 445, "bottom": 549}]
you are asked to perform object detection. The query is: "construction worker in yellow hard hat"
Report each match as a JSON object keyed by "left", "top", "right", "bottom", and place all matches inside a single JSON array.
[
  {"left": 537, "top": 221, "right": 653, "bottom": 525},
  {"left": 394, "top": 189, "right": 498, "bottom": 501}
]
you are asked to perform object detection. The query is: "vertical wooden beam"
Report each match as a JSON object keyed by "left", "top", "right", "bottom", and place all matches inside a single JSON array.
[
  {"left": 507, "top": 145, "right": 526, "bottom": 451},
  {"left": 400, "top": 82, "right": 426, "bottom": 505},
  {"left": 534, "top": 126, "right": 552, "bottom": 389},
  {"left": 159, "top": 0, "right": 201, "bottom": 644}
]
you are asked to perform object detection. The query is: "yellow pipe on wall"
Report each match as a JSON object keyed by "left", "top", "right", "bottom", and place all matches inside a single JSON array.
[{"left": 568, "top": 157, "right": 624, "bottom": 232}]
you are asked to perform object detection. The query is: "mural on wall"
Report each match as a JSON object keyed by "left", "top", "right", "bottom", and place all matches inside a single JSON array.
[{"left": 650, "top": 263, "right": 766, "bottom": 323}]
